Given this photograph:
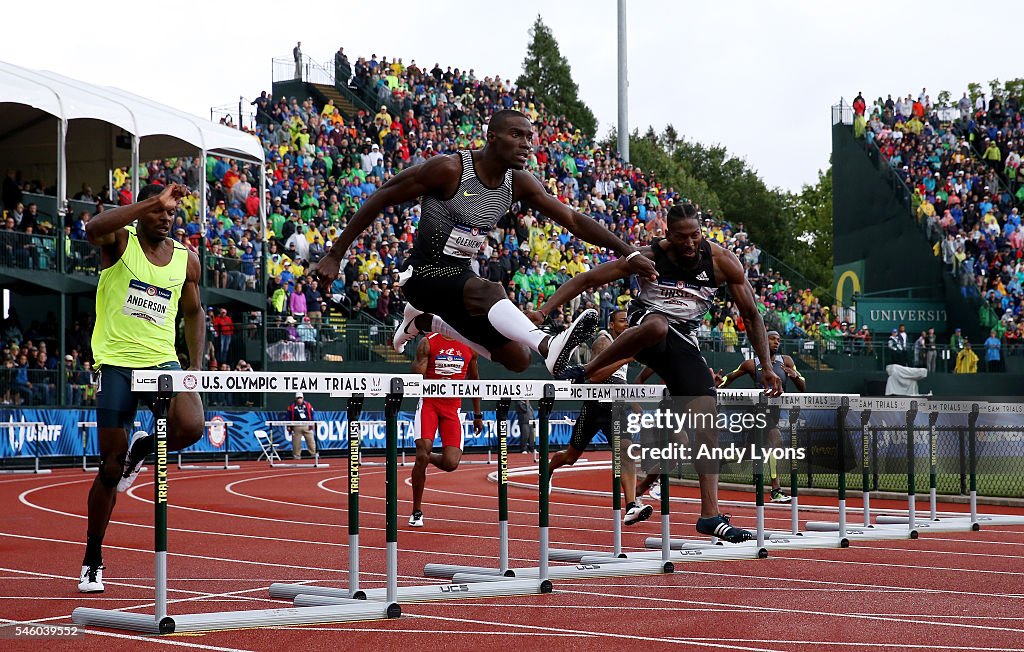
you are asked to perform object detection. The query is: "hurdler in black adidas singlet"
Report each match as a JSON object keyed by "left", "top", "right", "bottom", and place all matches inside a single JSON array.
[
  {"left": 630, "top": 238, "right": 718, "bottom": 349},
  {"left": 411, "top": 150, "right": 514, "bottom": 266}
]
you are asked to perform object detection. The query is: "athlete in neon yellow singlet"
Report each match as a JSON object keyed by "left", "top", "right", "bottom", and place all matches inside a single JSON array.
[{"left": 78, "top": 183, "right": 205, "bottom": 594}]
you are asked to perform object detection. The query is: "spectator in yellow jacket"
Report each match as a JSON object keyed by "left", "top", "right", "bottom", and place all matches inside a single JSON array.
[{"left": 955, "top": 341, "right": 978, "bottom": 374}]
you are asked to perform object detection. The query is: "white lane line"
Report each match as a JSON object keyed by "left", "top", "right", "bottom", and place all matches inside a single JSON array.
[
  {"left": 564, "top": 587, "right": 1024, "bottom": 635},
  {"left": 17, "top": 479, "right": 544, "bottom": 563},
  {"left": 665, "top": 638, "right": 1022, "bottom": 651},
  {"left": 406, "top": 612, "right": 781, "bottom": 652},
  {"left": 771, "top": 554, "right": 1024, "bottom": 577},
  {"left": 264, "top": 625, "right": 596, "bottom": 638}
]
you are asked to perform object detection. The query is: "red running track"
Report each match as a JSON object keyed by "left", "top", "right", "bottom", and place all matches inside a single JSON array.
[{"left": 2, "top": 453, "right": 1023, "bottom": 652}]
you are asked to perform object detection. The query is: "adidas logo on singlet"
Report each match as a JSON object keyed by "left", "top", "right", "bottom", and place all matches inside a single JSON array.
[{"left": 696, "top": 271, "right": 709, "bottom": 281}]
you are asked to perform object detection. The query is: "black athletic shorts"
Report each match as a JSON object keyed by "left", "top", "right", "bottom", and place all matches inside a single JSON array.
[
  {"left": 627, "top": 308, "right": 717, "bottom": 398},
  {"left": 570, "top": 401, "right": 616, "bottom": 451},
  {"left": 96, "top": 361, "right": 181, "bottom": 431},
  {"left": 398, "top": 257, "right": 511, "bottom": 351}
]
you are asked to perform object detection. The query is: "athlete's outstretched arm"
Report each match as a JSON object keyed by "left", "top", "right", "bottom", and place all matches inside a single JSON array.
[
  {"left": 782, "top": 355, "right": 807, "bottom": 392},
  {"left": 513, "top": 170, "right": 657, "bottom": 281},
  {"left": 716, "top": 360, "right": 756, "bottom": 389},
  {"left": 715, "top": 246, "right": 782, "bottom": 396},
  {"left": 526, "top": 256, "right": 635, "bottom": 325},
  {"left": 317, "top": 155, "right": 460, "bottom": 284},
  {"left": 180, "top": 251, "right": 205, "bottom": 371}
]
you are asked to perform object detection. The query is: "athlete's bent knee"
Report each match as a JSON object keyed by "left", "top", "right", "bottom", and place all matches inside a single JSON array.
[{"left": 97, "top": 456, "right": 123, "bottom": 488}]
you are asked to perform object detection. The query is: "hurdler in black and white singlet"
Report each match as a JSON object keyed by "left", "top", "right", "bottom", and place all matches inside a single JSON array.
[
  {"left": 412, "top": 150, "right": 514, "bottom": 266},
  {"left": 630, "top": 238, "right": 718, "bottom": 349}
]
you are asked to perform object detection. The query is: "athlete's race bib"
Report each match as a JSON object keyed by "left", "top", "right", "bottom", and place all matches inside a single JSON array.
[
  {"left": 122, "top": 279, "right": 172, "bottom": 325},
  {"left": 443, "top": 224, "right": 486, "bottom": 258},
  {"left": 434, "top": 352, "right": 466, "bottom": 376}
]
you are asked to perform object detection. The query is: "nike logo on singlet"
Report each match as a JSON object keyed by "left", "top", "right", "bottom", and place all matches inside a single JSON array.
[{"left": 463, "top": 191, "right": 479, "bottom": 197}]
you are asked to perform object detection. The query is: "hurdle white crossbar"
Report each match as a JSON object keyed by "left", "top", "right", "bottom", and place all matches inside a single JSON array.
[
  {"left": 263, "top": 420, "right": 331, "bottom": 468},
  {"left": 177, "top": 420, "right": 239, "bottom": 470},
  {"left": 0, "top": 421, "right": 52, "bottom": 475},
  {"left": 74, "top": 371, "right": 414, "bottom": 634}
]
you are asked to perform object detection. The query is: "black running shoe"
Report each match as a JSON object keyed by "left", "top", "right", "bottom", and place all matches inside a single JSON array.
[
  {"left": 544, "top": 309, "right": 598, "bottom": 376},
  {"left": 696, "top": 514, "right": 754, "bottom": 543}
]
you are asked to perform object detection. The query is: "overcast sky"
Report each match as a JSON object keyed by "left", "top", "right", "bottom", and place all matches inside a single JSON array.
[{"left": 6, "top": 1, "right": 1024, "bottom": 193}]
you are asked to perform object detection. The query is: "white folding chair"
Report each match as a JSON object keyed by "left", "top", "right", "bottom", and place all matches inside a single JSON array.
[{"left": 254, "top": 429, "right": 282, "bottom": 464}]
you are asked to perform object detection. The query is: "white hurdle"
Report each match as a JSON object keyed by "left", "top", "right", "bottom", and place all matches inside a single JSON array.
[
  {"left": 177, "top": 419, "right": 240, "bottom": 470},
  {"left": 279, "top": 380, "right": 566, "bottom": 605},
  {"left": 805, "top": 397, "right": 924, "bottom": 540},
  {"left": 640, "top": 390, "right": 855, "bottom": 554},
  {"left": 73, "top": 370, "right": 418, "bottom": 634},
  {"left": 0, "top": 421, "right": 52, "bottom": 475}
]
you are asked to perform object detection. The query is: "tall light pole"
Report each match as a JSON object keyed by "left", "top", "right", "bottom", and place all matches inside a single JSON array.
[{"left": 617, "top": 0, "right": 629, "bottom": 163}]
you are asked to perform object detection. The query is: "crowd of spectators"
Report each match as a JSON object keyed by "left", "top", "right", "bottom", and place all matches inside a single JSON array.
[
  {"left": 853, "top": 87, "right": 1024, "bottom": 362},
  {"left": 16, "top": 50, "right": 975, "bottom": 406},
  {"left": 0, "top": 309, "right": 96, "bottom": 406}
]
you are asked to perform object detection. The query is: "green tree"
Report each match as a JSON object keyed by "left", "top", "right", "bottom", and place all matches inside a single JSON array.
[
  {"left": 781, "top": 167, "right": 833, "bottom": 294},
  {"left": 603, "top": 127, "right": 723, "bottom": 214},
  {"left": 671, "top": 140, "right": 790, "bottom": 254},
  {"left": 516, "top": 15, "right": 597, "bottom": 135}
]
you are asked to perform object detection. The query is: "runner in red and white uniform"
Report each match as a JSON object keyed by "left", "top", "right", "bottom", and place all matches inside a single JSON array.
[{"left": 409, "top": 333, "right": 483, "bottom": 527}]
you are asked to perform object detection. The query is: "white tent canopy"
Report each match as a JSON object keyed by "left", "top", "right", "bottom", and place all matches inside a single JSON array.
[{"left": 0, "top": 59, "right": 263, "bottom": 215}]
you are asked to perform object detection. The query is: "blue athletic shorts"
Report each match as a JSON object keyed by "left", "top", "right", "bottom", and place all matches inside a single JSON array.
[{"left": 95, "top": 361, "right": 181, "bottom": 431}]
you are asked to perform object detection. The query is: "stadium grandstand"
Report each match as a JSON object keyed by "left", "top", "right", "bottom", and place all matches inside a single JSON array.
[{"left": 3, "top": 52, "right": 1024, "bottom": 410}]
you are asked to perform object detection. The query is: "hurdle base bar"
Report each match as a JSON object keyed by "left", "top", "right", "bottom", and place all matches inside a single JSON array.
[
  {"left": 548, "top": 548, "right": 626, "bottom": 563},
  {"left": 363, "top": 578, "right": 550, "bottom": 602},
  {"left": 804, "top": 521, "right": 919, "bottom": 540},
  {"left": 275, "top": 578, "right": 549, "bottom": 603},
  {"left": 0, "top": 468, "right": 52, "bottom": 475},
  {"left": 423, "top": 564, "right": 515, "bottom": 579},
  {"left": 973, "top": 515, "right": 1024, "bottom": 526},
  {"left": 270, "top": 582, "right": 366, "bottom": 601},
  {"left": 453, "top": 559, "right": 673, "bottom": 582},
  {"left": 579, "top": 544, "right": 769, "bottom": 564},
  {"left": 876, "top": 514, "right": 982, "bottom": 531},
  {"left": 642, "top": 536, "right": 846, "bottom": 552},
  {"left": 72, "top": 601, "right": 399, "bottom": 634}
]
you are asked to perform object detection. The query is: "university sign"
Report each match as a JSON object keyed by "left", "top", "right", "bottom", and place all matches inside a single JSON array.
[{"left": 855, "top": 298, "right": 948, "bottom": 333}]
